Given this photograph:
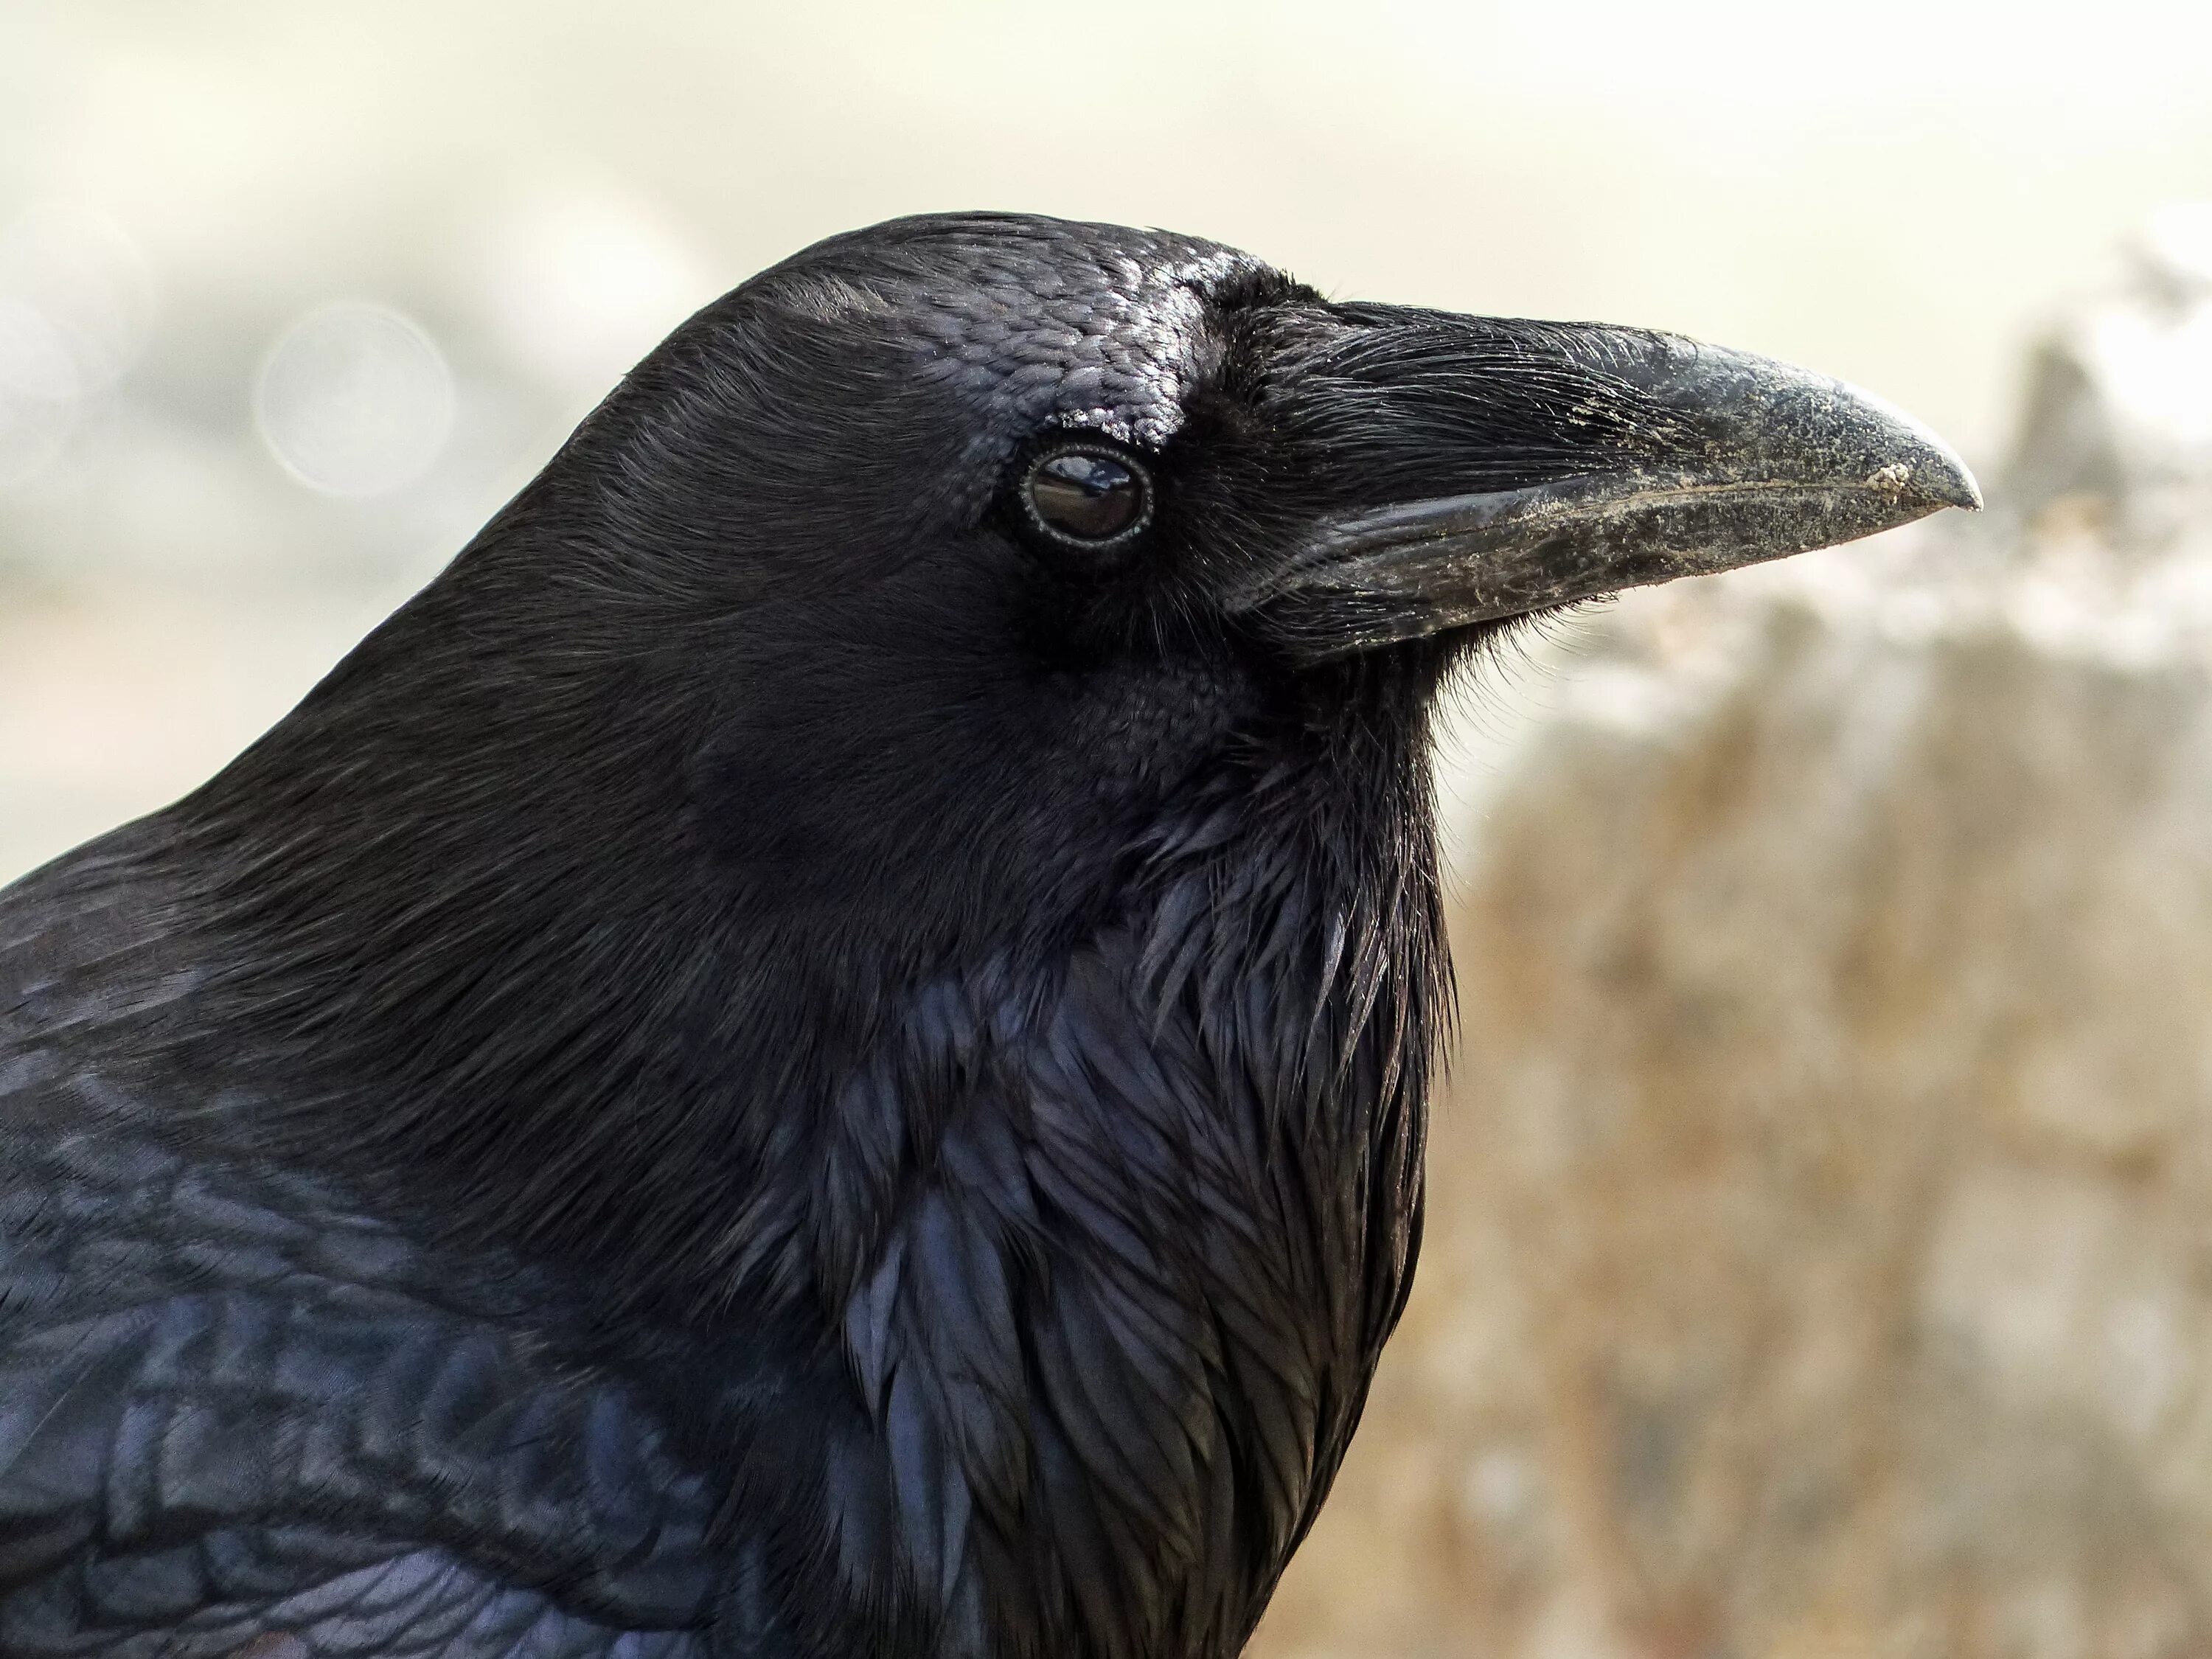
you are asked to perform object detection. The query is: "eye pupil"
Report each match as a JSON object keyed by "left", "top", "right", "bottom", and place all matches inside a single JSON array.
[{"left": 1026, "top": 450, "right": 1148, "bottom": 543}]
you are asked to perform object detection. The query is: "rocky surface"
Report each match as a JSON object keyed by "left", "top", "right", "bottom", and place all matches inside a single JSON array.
[
  {"left": 2008, "top": 202, "right": 2212, "bottom": 543},
  {"left": 1253, "top": 494, "right": 2212, "bottom": 1659}
]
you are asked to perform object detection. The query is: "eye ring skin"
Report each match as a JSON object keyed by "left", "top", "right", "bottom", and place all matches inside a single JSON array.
[{"left": 1018, "top": 442, "right": 1155, "bottom": 549}]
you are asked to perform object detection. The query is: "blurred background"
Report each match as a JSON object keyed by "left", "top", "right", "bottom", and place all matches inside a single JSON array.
[{"left": 4, "top": 2, "right": 2212, "bottom": 1655}]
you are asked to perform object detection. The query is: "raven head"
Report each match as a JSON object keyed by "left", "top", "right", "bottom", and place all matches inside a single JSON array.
[
  {"left": 181, "top": 211, "right": 1981, "bottom": 1283},
  {"left": 572, "top": 211, "right": 1976, "bottom": 667},
  {"left": 177, "top": 209, "right": 1980, "bottom": 1289},
  {"left": 452, "top": 211, "right": 1975, "bottom": 931}
]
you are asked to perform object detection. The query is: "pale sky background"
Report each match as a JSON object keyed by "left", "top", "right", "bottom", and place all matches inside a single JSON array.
[
  {"left": 9, "top": 0, "right": 2212, "bottom": 459},
  {"left": 1, "top": 0, "right": 2209, "bottom": 872}
]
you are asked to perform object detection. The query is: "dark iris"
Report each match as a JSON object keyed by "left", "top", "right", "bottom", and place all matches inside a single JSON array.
[{"left": 1024, "top": 449, "right": 1149, "bottom": 544}]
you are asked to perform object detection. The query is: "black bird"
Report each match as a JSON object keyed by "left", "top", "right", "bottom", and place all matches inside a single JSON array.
[{"left": 0, "top": 214, "right": 1978, "bottom": 1659}]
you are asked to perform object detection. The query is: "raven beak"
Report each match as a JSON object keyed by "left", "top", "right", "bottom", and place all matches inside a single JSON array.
[{"left": 1241, "top": 324, "right": 1980, "bottom": 658}]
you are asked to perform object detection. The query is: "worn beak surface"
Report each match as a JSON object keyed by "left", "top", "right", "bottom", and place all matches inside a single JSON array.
[{"left": 1243, "top": 317, "right": 1981, "bottom": 658}]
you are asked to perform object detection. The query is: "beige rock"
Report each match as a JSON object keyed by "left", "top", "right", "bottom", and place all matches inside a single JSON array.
[{"left": 2007, "top": 202, "right": 2212, "bottom": 543}]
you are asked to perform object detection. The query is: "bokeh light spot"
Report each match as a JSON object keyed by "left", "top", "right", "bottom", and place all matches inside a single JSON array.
[
  {"left": 0, "top": 204, "right": 156, "bottom": 395},
  {"left": 0, "top": 296, "right": 81, "bottom": 490},
  {"left": 254, "top": 302, "right": 456, "bottom": 497}
]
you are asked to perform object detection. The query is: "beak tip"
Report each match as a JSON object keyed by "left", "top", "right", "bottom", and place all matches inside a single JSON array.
[
  {"left": 1927, "top": 442, "right": 1984, "bottom": 513},
  {"left": 1913, "top": 454, "right": 1983, "bottom": 514},
  {"left": 1846, "top": 404, "right": 1981, "bottom": 518},
  {"left": 1853, "top": 451, "right": 1981, "bottom": 524}
]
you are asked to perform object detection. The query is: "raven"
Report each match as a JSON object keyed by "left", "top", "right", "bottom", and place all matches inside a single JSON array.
[{"left": 0, "top": 214, "right": 1977, "bottom": 1659}]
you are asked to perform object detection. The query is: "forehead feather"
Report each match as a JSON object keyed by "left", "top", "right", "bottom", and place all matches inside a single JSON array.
[{"left": 759, "top": 215, "right": 1264, "bottom": 448}]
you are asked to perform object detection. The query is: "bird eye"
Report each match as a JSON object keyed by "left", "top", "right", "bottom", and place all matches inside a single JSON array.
[{"left": 1023, "top": 448, "right": 1150, "bottom": 546}]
